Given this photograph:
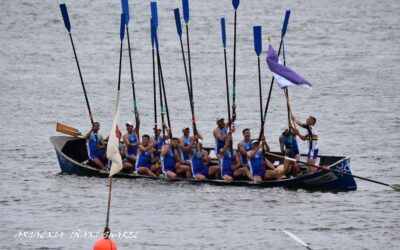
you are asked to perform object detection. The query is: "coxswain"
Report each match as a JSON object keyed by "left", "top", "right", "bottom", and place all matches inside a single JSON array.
[
  {"left": 292, "top": 115, "right": 319, "bottom": 168},
  {"left": 85, "top": 122, "right": 106, "bottom": 170}
]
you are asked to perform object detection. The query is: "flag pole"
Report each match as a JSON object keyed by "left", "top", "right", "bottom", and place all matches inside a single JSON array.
[{"left": 104, "top": 13, "right": 126, "bottom": 239}]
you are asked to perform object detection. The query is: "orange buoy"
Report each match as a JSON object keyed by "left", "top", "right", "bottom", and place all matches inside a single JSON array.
[{"left": 93, "top": 238, "right": 117, "bottom": 250}]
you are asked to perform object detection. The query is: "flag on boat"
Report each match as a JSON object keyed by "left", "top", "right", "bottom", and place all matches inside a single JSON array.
[
  {"left": 266, "top": 45, "right": 312, "bottom": 89},
  {"left": 107, "top": 93, "right": 123, "bottom": 177}
]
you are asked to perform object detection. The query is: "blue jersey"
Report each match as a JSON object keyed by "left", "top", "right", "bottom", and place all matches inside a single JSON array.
[
  {"left": 221, "top": 151, "right": 236, "bottom": 177},
  {"left": 214, "top": 127, "right": 228, "bottom": 155},
  {"left": 239, "top": 140, "right": 252, "bottom": 166},
  {"left": 249, "top": 150, "right": 265, "bottom": 177},
  {"left": 126, "top": 132, "right": 138, "bottom": 156},
  {"left": 161, "top": 148, "right": 176, "bottom": 173},
  {"left": 180, "top": 136, "right": 193, "bottom": 162},
  {"left": 191, "top": 149, "right": 208, "bottom": 177},
  {"left": 283, "top": 135, "right": 299, "bottom": 158},
  {"left": 87, "top": 132, "right": 104, "bottom": 159},
  {"left": 152, "top": 135, "right": 163, "bottom": 151},
  {"left": 135, "top": 149, "right": 152, "bottom": 169}
]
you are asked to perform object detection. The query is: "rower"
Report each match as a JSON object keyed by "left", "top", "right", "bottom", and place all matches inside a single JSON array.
[
  {"left": 292, "top": 115, "right": 319, "bottom": 168},
  {"left": 85, "top": 122, "right": 106, "bottom": 170},
  {"left": 213, "top": 117, "right": 235, "bottom": 155},
  {"left": 178, "top": 127, "right": 203, "bottom": 165},
  {"left": 237, "top": 128, "right": 253, "bottom": 168},
  {"left": 247, "top": 139, "right": 281, "bottom": 183},
  {"left": 123, "top": 121, "right": 139, "bottom": 165},
  {"left": 161, "top": 137, "right": 192, "bottom": 179},
  {"left": 136, "top": 134, "right": 158, "bottom": 176},
  {"left": 120, "top": 143, "right": 134, "bottom": 173},
  {"left": 191, "top": 139, "right": 220, "bottom": 180},
  {"left": 279, "top": 126, "right": 300, "bottom": 177},
  {"left": 219, "top": 136, "right": 252, "bottom": 182}
]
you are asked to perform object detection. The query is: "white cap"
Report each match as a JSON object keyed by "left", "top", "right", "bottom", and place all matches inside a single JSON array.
[
  {"left": 126, "top": 121, "right": 133, "bottom": 126},
  {"left": 182, "top": 126, "right": 190, "bottom": 131},
  {"left": 216, "top": 117, "right": 224, "bottom": 123},
  {"left": 197, "top": 139, "right": 203, "bottom": 144}
]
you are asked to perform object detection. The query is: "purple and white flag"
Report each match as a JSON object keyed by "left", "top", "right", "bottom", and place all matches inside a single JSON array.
[{"left": 266, "top": 45, "right": 312, "bottom": 90}]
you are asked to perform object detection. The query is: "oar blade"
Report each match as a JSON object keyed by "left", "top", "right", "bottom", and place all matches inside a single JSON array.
[
  {"left": 232, "top": 0, "right": 240, "bottom": 10},
  {"left": 281, "top": 10, "right": 291, "bottom": 39},
  {"left": 121, "top": 0, "right": 130, "bottom": 24},
  {"left": 182, "top": 0, "right": 189, "bottom": 23},
  {"left": 253, "top": 26, "right": 262, "bottom": 56},
  {"left": 221, "top": 18, "right": 227, "bottom": 48},
  {"left": 59, "top": 4, "right": 71, "bottom": 32},
  {"left": 120, "top": 13, "right": 126, "bottom": 42},
  {"left": 390, "top": 184, "right": 400, "bottom": 191},
  {"left": 150, "top": 2, "right": 158, "bottom": 30},
  {"left": 174, "top": 8, "right": 182, "bottom": 37}
]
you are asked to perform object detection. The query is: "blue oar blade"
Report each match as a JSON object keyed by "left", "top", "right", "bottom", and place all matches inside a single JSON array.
[
  {"left": 182, "top": 0, "right": 189, "bottom": 23},
  {"left": 221, "top": 18, "right": 226, "bottom": 48},
  {"left": 174, "top": 8, "right": 182, "bottom": 37},
  {"left": 59, "top": 4, "right": 71, "bottom": 32},
  {"left": 253, "top": 26, "right": 262, "bottom": 56},
  {"left": 120, "top": 13, "right": 126, "bottom": 41},
  {"left": 281, "top": 10, "right": 291, "bottom": 39},
  {"left": 232, "top": 0, "right": 240, "bottom": 10},
  {"left": 121, "top": 0, "right": 130, "bottom": 24},
  {"left": 150, "top": 18, "right": 155, "bottom": 48},
  {"left": 150, "top": 2, "right": 158, "bottom": 30}
]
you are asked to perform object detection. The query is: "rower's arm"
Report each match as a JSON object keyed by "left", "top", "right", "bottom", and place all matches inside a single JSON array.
[
  {"left": 123, "top": 135, "right": 130, "bottom": 146},
  {"left": 219, "top": 142, "right": 229, "bottom": 160},
  {"left": 202, "top": 151, "right": 211, "bottom": 164},
  {"left": 232, "top": 152, "right": 241, "bottom": 170},
  {"left": 292, "top": 115, "right": 302, "bottom": 126},
  {"left": 139, "top": 142, "right": 153, "bottom": 152},
  {"left": 213, "top": 129, "right": 226, "bottom": 141},
  {"left": 238, "top": 143, "right": 247, "bottom": 156},
  {"left": 247, "top": 147, "right": 260, "bottom": 159},
  {"left": 85, "top": 130, "right": 92, "bottom": 140},
  {"left": 279, "top": 136, "right": 285, "bottom": 153},
  {"left": 160, "top": 145, "right": 168, "bottom": 157}
]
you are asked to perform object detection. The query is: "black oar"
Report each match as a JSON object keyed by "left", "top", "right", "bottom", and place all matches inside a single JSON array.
[
  {"left": 253, "top": 26, "right": 263, "bottom": 138},
  {"left": 150, "top": 17, "right": 158, "bottom": 153},
  {"left": 151, "top": 3, "right": 170, "bottom": 142},
  {"left": 231, "top": 0, "right": 240, "bottom": 121},
  {"left": 59, "top": 4, "right": 95, "bottom": 127},
  {"left": 182, "top": 0, "right": 194, "bottom": 114},
  {"left": 221, "top": 18, "right": 233, "bottom": 157},
  {"left": 267, "top": 152, "right": 400, "bottom": 191},
  {"left": 121, "top": 0, "right": 140, "bottom": 137},
  {"left": 103, "top": 13, "right": 126, "bottom": 240},
  {"left": 178, "top": 3, "right": 198, "bottom": 136},
  {"left": 261, "top": 10, "right": 291, "bottom": 134}
]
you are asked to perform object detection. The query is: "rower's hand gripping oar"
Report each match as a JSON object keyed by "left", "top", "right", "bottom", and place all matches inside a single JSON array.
[
  {"left": 267, "top": 152, "right": 400, "bottom": 191},
  {"left": 59, "top": 4, "right": 95, "bottom": 127},
  {"left": 261, "top": 10, "right": 291, "bottom": 130}
]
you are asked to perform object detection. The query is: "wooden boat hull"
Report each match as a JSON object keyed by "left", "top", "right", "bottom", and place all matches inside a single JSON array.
[{"left": 50, "top": 136, "right": 357, "bottom": 191}]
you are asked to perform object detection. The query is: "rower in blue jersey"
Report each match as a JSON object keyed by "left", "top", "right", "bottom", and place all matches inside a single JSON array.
[
  {"left": 178, "top": 127, "right": 203, "bottom": 165},
  {"left": 279, "top": 126, "right": 300, "bottom": 177},
  {"left": 191, "top": 139, "right": 220, "bottom": 181},
  {"left": 136, "top": 134, "right": 159, "bottom": 177},
  {"left": 123, "top": 121, "right": 140, "bottom": 167},
  {"left": 247, "top": 139, "right": 282, "bottom": 183},
  {"left": 237, "top": 128, "right": 253, "bottom": 167},
  {"left": 152, "top": 127, "right": 170, "bottom": 164},
  {"left": 161, "top": 137, "right": 192, "bottom": 179},
  {"left": 84, "top": 122, "right": 106, "bottom": 170},
  {"left": 218, "top": 136, "right": 253, "bottom": 182},
  {"left": 213, "top": 117, "right": 236, "bottom": 155}
]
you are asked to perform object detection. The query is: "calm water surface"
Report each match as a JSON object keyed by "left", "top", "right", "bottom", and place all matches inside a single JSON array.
[{"left": 0, "top": 0, "right": 399, "bottom": 249}]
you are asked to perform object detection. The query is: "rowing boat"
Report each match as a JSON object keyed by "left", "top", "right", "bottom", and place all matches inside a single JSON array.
[{"left": 50, "top": 135, "right": 357, "bottom": 191}]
